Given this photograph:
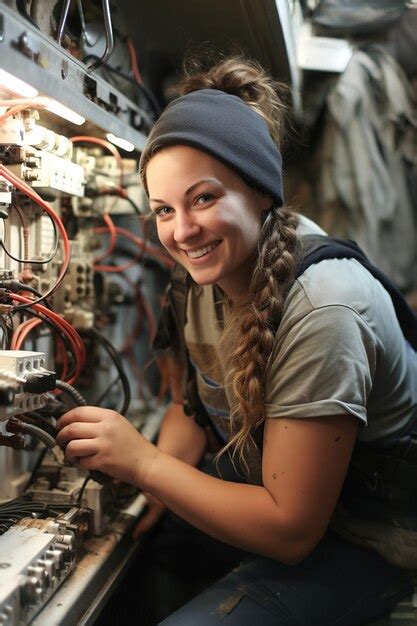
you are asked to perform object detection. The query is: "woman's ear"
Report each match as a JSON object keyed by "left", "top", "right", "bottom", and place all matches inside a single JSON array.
[{"left": 259, "top": 194, "right": 274, "bottom": 212}]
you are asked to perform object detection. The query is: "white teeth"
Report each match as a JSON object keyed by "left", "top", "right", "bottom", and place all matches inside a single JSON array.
[{"left": 187, "top": 241, "right": 220, "bottom": 259}]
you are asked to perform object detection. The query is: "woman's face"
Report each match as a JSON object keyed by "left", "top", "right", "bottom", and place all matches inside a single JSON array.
[{"left": 146, "top": 145, "right": 272, "bottom": 300}]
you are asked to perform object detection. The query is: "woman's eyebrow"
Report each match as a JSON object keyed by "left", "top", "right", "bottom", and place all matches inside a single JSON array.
[
  {"left": 184, "top": 178, "right": 221, "bottom": 197},
  {"left": 149, "top": 178, "right": 221, "bottom": 204}
]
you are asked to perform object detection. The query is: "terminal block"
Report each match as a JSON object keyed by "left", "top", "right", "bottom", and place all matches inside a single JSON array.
[
  {"left": 8, "top": 149, "right": 85, "bottom": 198},
  {"left": 0, "top": 351, "right": 56, "bottom": 420},
  {"left": 0, "top": 518, "right": 76, "bottom": 625}
]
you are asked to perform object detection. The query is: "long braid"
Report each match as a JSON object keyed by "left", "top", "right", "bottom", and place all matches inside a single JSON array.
[{"left": 220, "top": 207, "right": 299, "bottom": 463}]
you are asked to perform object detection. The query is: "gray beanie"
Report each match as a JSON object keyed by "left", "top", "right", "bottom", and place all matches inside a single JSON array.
[{"left": 139, "top": 89, "right": 284, "bottom": 207}]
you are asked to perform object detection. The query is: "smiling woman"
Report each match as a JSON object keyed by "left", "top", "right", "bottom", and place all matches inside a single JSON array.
[
  {"left": 147, "top": 147, "right": 271, "bottom": 298},
  {"left": 60, "top": 56, "right": 417, "bottom": 626}
]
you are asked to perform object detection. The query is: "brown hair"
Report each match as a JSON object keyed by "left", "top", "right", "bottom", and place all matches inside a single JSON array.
[{"left": 146, "top": 56, "right": 300, "bottom": 464}]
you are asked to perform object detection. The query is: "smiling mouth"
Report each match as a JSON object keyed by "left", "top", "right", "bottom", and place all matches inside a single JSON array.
[{"left": 185, "top": 241, "right": 221, "bottom": 259}]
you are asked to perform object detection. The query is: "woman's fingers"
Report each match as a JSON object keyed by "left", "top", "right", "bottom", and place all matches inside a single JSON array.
[
  {"left": 65, "top": 439, "right": 99, "bottom": 462},
  {"left": 56, "top": 422, "right": 98, "bottom": 446},
  {"left": 58, "top": 407, "right": 106, "bottom": 429}
]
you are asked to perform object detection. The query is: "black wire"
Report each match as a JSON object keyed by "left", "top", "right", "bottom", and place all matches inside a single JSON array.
[
  {"left": 77, "top": 476, "right": 91, "bottom": 506},
  {"left": 94, "top": 374, "right": 120, "bottom": 406},
  {"left": 0, "top": 283, "right": 53, "bottom": 311},
  {"left": 16, "top": 0, "right": 40, "bottom": 29},
  {"left": 82, "top": 55, "right": 160, "bottom": 120},
  {"left": 0, "top": 316, "right": 13, "bottom": 348},
  {"left": 0, "top": 214, "right": 59, "bottom": 265},
  {"left": 20, "top": 413, "right": 57, "bottom": 438},
  {"left": 105, "top": 64, "right": 161, "bottom": 119},
  {"left": 89, "top": 327, "right": 131, "bottom": 415},
  {"left": 25, "top": 446, "right": 48, "bottom": 489},
  {"left": 111, "top": 245, "right": 166, "bottom": 272},
  {"left": 94, "top": 191, "right": 142, "bottom": 218}
]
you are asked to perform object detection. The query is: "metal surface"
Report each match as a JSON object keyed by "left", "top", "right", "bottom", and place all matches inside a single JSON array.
[
  {"left": 30, "top": 511, "right": 142, "bottom": 626},
  {"left": 0, "top": 4, "right": 149, "bottom": 151}
]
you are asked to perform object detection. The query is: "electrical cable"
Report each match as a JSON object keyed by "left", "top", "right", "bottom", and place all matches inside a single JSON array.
[
  {"left": 94, "top": 188, "right": 142, "bottom": 217},
  {"left": 77, "top": 476, "right": 91, "bottom": 506},
  {"left": 81, "top": 57, "right": 160, "bottom": 120},
  {"left": 6, "top": 417, "right": 56, "bottom": 448},
  {"left": 87, "top": 0, "right": 114, "bottom": 71},
  {"left": 12, "top": 309, "right": 77, "bottom": 381},
  {"left": 126, "top": 37, "right": 143, "bottom": 84},
  {"left": 0, "top": 496, "right": 48, "bottom": 535},
  {"left": 0, "top": 211, "right": 59, "bottom": 265},
  {"left": 55, "top": 380, "right": 87, "bottom": 406},
  {"left": 0, "top": 280, "right": 53, "bottom": 311},
  {"left": 93, "top": 374, "right": 120, "bottom": 405},
  {"left": 0, "top": 166, "right": 71, "bottom": 307},
  {"left": 25, "top": 446, "right": 48, "bottom": 489},
  {"left": 16, "top": 0, "right": 40, "bottom": 29},
  {"left": 93, "top": 225, "right": 173, "bottom": 269},
  {"left": 89, "top": 326, "right": 131, "bottom": 414},
  {"left": 70, "top": 136, "right": 123, "bottom": 185},
  {"left": 20, "top": 412, "right": 58, "bottom": 438},
  {"left": 92, "top": 211, "right": 117, "bottom": 264},
  {"left": 7, "top": 294, "right": 86, "bottom": 383},
  {"left": 11, "top": 317, "right": 43, "bottom": 349},
  {"left": 0, "top": 98, "right": 49, "bottom": 125}
]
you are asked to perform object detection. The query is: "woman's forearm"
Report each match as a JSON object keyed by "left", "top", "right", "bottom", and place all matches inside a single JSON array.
[{"left": 141, "top": 451, "right": 305, "bottom": 565}]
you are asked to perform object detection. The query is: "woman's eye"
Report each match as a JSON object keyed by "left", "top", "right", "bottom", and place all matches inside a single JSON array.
[
  {"left": 154, "top": 206, "right": 173, "bottom": 217},
  {"left": 195, "top": 193, "right": 214, "bottom": 205}
]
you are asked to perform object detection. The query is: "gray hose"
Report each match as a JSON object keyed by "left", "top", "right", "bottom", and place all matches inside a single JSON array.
[
  {"left": 6, "top": 417, "right": 56, "bottom": 448},
  {"left": 55, "top": 380, "right": 87, "bottom": 407}
]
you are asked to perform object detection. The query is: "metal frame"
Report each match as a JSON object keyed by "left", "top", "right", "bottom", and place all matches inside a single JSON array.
[{"left": 0, "top": 3, "right": 148, "bottom": 151}]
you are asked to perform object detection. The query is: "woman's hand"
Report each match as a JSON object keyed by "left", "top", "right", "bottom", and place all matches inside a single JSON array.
[
  {"left": 56, "top": 407, "right": 158, "bottom": 486},
  {"left": 132, "top": 492, "right": 166, "bottom": 539}
]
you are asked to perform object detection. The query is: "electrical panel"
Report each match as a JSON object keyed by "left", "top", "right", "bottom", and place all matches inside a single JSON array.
[{"left": 0, "top": 3, "right": 168, "bottom": 623}]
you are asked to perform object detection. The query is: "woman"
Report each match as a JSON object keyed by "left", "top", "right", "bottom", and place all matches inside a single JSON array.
[{"left": 57, "top": 58, "right": 417, "bottom": 625}]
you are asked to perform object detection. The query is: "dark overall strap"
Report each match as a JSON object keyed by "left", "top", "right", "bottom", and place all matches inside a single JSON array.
[
  {"left": 154, "top": 263, "right": 212, "bottom": 428},
  {"left": 299, "top": 235, "right": 417, "bottom": 350}
]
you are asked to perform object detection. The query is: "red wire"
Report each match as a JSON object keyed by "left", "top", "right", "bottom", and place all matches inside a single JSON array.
[
  {"left": 126, "top": 38, "right": 143, "bottom": 85},
  {"left": 11, "top": 318, "right": 43, "bottom": 349},
  {"left": 93, "top": 213, "right": 117, "bottom": 264},
  {"left": 93, "top": 225, "right": 174, "bottom": 269},
  {"left": 0, "top": 166, "right": 71, "bottom": 300},
  {"left": 9, "top": 294, "right": 86, "bottom": 384},
  {"left": 70, "top": 136, "right": 124, "bottom": 186}
]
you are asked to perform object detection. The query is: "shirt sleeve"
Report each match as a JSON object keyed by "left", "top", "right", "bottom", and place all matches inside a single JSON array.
[{"left": 265, "top": 304, "right": 378, "bottom": 425}]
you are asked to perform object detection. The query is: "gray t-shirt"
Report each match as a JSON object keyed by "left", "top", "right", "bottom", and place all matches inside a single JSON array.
[
  {"left": 266, "top": 256, "right": 417, "bottom": 443},
  {"left": 184, "top": 215, "right": 417, "bottom": 480}
]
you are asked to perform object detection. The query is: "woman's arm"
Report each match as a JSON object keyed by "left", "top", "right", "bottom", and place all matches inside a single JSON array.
[
  {"left": 142, "top": 413, "right": 358, "bottom": 564},
  {"left": 57, "top": 408, "right": 357, "bottom": 564}
]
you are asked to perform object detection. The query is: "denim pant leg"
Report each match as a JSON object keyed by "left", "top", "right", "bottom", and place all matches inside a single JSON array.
[
  {"left": 160, "top": 531, "right": 413, "bottom": 626},
  {"left": 95, "top": 453, "right": 249, "bottom": 626}
]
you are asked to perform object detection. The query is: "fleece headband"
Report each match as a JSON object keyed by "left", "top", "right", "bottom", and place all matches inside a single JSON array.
[{"left": 139, "top": 88, "right": 284, "bottom": 207}]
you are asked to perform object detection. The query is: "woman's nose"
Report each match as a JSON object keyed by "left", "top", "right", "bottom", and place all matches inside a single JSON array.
[{"left": 173, "top": 213, "right": 201, "bottom": 243}]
